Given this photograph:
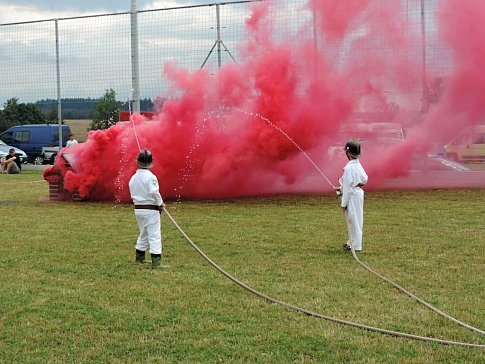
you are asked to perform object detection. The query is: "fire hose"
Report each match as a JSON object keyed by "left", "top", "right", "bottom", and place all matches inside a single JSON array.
[
  {"left": 162, "top": 207, "right": 485, "bottom": 349},
  {"left": 350, "top": 249, "right": 485, "bottom": 335}
]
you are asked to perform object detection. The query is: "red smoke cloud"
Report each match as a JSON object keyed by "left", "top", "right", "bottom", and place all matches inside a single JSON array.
[{"left": 44, "top": 0, "right": 485, "bottom": 202}]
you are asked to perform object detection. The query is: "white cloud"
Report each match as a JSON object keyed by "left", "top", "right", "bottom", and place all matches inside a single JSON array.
[{"left": 0, "top": 3, "right": 103, "bottom": 24}]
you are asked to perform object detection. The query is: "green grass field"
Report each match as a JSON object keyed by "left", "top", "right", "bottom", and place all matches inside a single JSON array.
[{"left": 0, "top": 171, "right": 484, "bottom": 363}]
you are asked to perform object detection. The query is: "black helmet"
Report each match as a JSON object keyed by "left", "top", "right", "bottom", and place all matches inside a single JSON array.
[
  {"left": 137, "top": 149, "right": 153, "bottom": 168},
  {"left": 344, "top": 139, "right": 361, "bottom": 156}
]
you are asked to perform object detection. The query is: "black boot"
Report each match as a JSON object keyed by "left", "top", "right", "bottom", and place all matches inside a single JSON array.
[
  {"left": 135, "top": 249, "right": 146, "bottom": 264},
  {"left": 151, "top": 253, "right": 169, "bottom": 269}
]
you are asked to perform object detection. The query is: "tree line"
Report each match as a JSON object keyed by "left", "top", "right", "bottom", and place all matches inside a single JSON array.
[{"left": 0, "top": 90, "right": 157, "bottom": 132}]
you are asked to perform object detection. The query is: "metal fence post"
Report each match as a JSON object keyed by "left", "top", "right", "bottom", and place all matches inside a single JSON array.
[
  {"left": 55, "top": 19, "right": 63, "bottom": 147},
  {"left": 421, "top": 0, "right": 428, "bottom": 113},
  {"left": 131, "top": 0, "right": 140, "bottom": 113}
]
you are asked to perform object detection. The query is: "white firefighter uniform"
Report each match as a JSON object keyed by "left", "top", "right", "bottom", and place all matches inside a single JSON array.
[
  {"left": 339, "top": 159, "right": 368, "bottom": 251},
  {"left": 129, "top": 169, "right": 164, "bottom": 255}
]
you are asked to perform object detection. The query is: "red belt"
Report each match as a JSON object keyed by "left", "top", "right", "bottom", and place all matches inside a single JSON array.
[{"left": 134, "top": 205, "right": 161, "bottom": 211}]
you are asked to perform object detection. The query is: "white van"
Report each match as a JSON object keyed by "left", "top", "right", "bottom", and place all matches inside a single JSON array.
[
  {"left": 339, "top": 122, "right": 405, "bottom": 140},
  {"left": 444, "top": 125, "right": 485, "bottom": 163},
  {"left": 327, "top": 122, "right": 404, "bottom": 160}
]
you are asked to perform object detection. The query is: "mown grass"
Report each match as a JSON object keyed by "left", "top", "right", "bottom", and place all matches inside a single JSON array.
[{"left": 0, "top": 171, "right": 484, "bottom": 363}]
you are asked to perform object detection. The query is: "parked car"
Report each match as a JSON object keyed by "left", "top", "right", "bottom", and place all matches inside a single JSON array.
[
  {"left": 0, "top": 124, "right": 71, "bottom": 164},
  {"left": 0, "top": 139, "right": 28, "bottom": 163},
  {"left": 338, "top": 122, "right": 405, "bottom": 140},
  {"left": 327, "top": 121, "right": 405, "bottom": 161},
  {"left": 41, "top": 146, "right": 61, "bottom": 165},
  {"left": 327, "top": 137, "right": 404, "bottom": 163},
  {"left": 444, "top": 125, "right": 485, "bottom": 163}
]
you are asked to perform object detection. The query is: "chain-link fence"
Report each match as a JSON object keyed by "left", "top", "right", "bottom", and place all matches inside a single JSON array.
[{"left": 1, "top": 0, "right": 449, "bottom": 127}]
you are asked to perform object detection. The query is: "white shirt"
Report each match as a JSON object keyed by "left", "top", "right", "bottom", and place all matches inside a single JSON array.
[
  {"left": 66, "top": 139, "right": 78, "bottom": 147},
  {"left": 128, "top": 168, "right": 163, "bottom": 206},
  {"left": 339, "top": 159, "right": 368, "bottom": 208}
]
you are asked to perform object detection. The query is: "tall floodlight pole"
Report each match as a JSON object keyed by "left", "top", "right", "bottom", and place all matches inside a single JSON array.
[
  {"left": 55, "top": 19, "right": 63, "bottom": 147},
  {"left": 131, "top": 0, "right": 141, "bottom": 113},
  {"left": 216, "top": 3, "right": 222, "bottom": 68},
  {"left": 200, "top": 3, "right": 238, "bottom": 70},
  {"left": 420, "top": 0, "right": 427, "bottom": 113},
  {"left": 312, "top": 6, "right": 319, "bottom": 81}
]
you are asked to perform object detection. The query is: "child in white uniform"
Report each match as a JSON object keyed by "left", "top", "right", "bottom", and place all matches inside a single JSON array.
[
  {"left": 334, "top": 139, "right": 368, "bottom": 252},
  {"left": 129, "top": 149, "right": 168, "bottom": 269}
]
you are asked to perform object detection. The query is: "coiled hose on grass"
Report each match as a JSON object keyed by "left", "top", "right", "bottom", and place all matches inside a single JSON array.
[
  {"left": 163, "top": 207, "right": 484, "bottom": 349},
  {"left": 350, "top": 249, "right": 484, "bottom": 335}
]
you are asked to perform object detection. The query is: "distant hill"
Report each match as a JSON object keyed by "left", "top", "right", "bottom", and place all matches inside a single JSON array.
[{"left": 36, "top": 98, "right": 154, "bottom": 119}]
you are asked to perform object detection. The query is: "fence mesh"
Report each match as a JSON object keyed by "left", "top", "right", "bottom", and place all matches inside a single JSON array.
[{"left": 1, "top": 0, "right": 448, "bottom": 119}]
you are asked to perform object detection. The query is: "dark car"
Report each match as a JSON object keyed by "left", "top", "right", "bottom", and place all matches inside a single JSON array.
[{"left": 0, "top": 124, "right": 71, "bottom": 164}]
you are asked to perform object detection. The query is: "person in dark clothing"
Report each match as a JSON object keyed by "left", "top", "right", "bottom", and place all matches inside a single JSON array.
[{"left": 1, "top": 149, "right": 21, "bottom": 174}]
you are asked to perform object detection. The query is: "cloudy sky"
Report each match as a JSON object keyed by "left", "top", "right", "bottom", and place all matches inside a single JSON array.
[
  {"left": 1, "top": 0, "right": 261, "bottom": 104},
  {"left": 0, "top": 0, "right": 220, "bottom": 22}
]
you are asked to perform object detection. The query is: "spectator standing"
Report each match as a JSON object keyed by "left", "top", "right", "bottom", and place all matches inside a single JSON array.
[{"left": 66, "top": 133, "right": 78, "bottom": 148}]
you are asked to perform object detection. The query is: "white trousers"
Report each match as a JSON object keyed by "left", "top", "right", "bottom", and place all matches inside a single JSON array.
[
  {"left": 134, "top": 209, "right": 162, "bottom": 255},
  {"left": 345, "top": 193, "right": 364, "bottom": 251}
]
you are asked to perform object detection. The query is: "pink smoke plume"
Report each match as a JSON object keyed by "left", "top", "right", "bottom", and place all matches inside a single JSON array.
[{"left": 44, "top": 0, "right": 485, "bottom": 202}]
